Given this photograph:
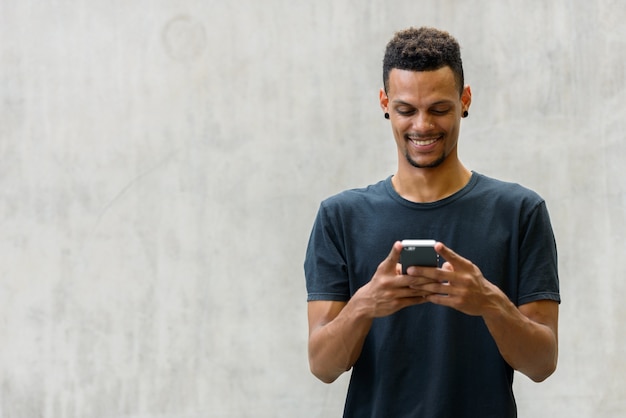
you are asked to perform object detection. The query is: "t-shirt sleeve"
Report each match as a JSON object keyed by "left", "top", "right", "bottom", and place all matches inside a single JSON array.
[
  {"left": 304, "top": 202, "right": 351, "bottom": 302},
  {"left": 517, "top": 200, "right": 561, "bottom": 305}
]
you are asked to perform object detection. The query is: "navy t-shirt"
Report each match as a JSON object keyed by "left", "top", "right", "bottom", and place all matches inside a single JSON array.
[{"left": 304, "top": 172, "right": 560, "bottom": 418}]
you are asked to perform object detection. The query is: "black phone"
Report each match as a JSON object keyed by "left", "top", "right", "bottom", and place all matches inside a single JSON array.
[{"left": 400, "top": 239, "right": 438, "bottom": 274}]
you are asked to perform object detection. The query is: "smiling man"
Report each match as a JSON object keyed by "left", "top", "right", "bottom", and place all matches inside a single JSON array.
[{"left": 304, "top": 27, "right": 560, "bottom": 417}]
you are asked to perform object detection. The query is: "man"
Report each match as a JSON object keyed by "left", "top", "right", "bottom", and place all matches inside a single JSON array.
[{"left": 304, "top": 27, "right": 560, "bottom": 417}]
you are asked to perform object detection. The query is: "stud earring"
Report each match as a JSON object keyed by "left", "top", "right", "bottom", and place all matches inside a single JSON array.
[
  {"left": 462, "top": 110, "right": 469, "bottom": 118},
  {"left": 384, "top": 113, "right": 390, "bottom": 119}
]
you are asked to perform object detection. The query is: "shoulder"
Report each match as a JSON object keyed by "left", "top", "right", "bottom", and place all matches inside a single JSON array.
[
  {"left": 472, "top": 172, "right": 544, "bottom": 206},
  {"left": 320, "top": 177, "right": 391, "bottom": 210}
]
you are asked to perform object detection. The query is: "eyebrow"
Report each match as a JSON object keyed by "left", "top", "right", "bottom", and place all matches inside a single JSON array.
[{"left": 391, "top": 99, "right": 455, "bottom": 107}]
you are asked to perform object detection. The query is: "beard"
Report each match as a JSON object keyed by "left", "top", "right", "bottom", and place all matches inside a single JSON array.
[{"left": 405, "top": 150, "right": 447, "bottom": 168}]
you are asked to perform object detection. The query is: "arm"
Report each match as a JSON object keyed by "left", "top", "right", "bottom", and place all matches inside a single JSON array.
[
  {"left": 484, "top": 298, "right": 558, "bottom": 382},
  {"left": 307, "top": 300, "right": 371, "bottom": 383},
  {"left": 307, "top": 241, "right": 434, "bottom": 383},
  {"left": 411, "top": 242, "right": 559, "bottom": 382}
]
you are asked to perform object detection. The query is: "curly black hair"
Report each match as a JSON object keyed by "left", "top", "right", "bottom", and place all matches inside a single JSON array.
[{"left": 382, "top": 27, "right": 464, "bottom": 95}]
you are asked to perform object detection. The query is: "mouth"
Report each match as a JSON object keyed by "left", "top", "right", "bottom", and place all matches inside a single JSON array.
[{"left": 406, "top": 134, "right": 443, "bottom": 147}]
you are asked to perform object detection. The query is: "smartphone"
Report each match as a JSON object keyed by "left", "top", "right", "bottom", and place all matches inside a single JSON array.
[{"left": 400, "top": 239, "right": 438, "bottom": 274}]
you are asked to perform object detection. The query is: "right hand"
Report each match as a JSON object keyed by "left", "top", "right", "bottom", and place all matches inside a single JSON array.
[{"left": 353, "top": 241, "right": 438, "bottom": 318}]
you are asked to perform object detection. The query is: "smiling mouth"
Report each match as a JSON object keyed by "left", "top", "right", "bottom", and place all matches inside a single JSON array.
[{"left": 407, "top": 135, "right": 442, "bottom": 146}]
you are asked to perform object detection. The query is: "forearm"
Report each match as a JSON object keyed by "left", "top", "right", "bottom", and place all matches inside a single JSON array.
[
  {"left": 308, "top": 242, "right": 427, "bottom": 383},
  {"left": 308, "top": 299, "right": 373, "bottom": 383},
  {"left": 482, "top": 289, "right": 558, "bottom": 382}
]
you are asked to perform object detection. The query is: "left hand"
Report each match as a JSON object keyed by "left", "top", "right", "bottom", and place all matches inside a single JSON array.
[{"left": 406, "top": 242, "right": 503, "bottom": 316}]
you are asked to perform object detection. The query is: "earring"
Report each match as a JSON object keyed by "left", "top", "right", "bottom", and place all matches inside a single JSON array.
[
  {"left": 384, "top": 113, "right": 390, "bottom": 119},
  {"left": 462, "top": 110, "right": 469, "bottom": 118}
]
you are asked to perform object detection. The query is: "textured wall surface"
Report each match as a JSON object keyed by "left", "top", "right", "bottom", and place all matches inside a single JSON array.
[{"left": 1, "top": 1, "right": 625, "bottom": 417}]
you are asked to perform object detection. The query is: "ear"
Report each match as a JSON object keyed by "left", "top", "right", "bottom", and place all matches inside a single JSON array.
[
  {"left": 379, "top": 88, "right": 389, "bottom": 113},
  {"left": 461, "top": 85, "right": 472, "bottom": 111}
]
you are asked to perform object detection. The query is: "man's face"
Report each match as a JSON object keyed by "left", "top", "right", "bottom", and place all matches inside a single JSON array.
[{"left": 381, "top": 67, "right": 470, "bottom": 170}]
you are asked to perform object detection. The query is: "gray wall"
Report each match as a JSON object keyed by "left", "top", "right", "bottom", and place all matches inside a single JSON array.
[{"left": 1, "top": 1, "right": 624, "bottom": 417}]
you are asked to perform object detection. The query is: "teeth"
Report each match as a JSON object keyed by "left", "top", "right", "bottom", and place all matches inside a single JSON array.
[{"left": 410, "top": 137, "right": 438, "bottom": 146}]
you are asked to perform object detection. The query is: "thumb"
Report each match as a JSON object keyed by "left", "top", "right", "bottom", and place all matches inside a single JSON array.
[
  {"left": 381, "top": 241, "right": 403, "bottom": 269},
  {"left": 434, "top": 241, "right": 468, "bottom": 268}
]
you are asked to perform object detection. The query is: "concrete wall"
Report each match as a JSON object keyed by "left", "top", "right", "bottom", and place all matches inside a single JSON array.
[{"left": 1, "top": 1, "right": 624, "bottom": 416}]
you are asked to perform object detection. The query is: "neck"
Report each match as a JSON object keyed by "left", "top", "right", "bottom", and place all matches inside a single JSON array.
[{"left": 392, "top": 160, "right": 472, "bottom": 203}]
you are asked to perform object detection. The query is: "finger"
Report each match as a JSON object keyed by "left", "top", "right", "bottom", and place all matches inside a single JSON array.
[
  {"left": 425, "top": 293, "right": 453, "bottom": 307},
  {"left": 398, "top": 285, "right": 437, "bottom": 298},
  {"left": 441, "top": 262, "right": 454, "bottom": 272},
  {"left": 383, "top": 241, "right": 404, "bottom": 268},
  {"left": 395, "top": 295, "right": 431, "bottom": 310},
  {"left": 435, "top": 242, "right": 469, "bottom": 269},
  {"left": 413, "top": 281, "right": 451, "bottom": 296},
  {"left": 406, "top": 268, "right": 441, "bottom": 284},
  {"left": 406, "top": 265, "right": 444, "bottom": 283}
]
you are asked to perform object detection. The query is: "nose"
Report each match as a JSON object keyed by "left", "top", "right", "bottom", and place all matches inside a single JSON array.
[{"left": 414, "top": 112, "right": 435, "bottom": 131}]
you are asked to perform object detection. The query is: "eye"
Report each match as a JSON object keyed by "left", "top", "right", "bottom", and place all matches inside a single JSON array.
[
  {"left": 430, "top": 108, "right": 451, "bottom": 116},
  {"left": 396, "top": 108, "right": 415, "bottom": 116}
]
